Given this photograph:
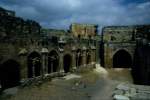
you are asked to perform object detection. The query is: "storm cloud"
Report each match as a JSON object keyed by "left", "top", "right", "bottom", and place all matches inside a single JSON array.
[{"left": 0, "top": 0, "right": 150, "bottom": 31}]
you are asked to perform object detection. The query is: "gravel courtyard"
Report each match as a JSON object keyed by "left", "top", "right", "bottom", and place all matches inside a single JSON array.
[{"left": 0, "top": 65, "right": 133, "bottom": 100}]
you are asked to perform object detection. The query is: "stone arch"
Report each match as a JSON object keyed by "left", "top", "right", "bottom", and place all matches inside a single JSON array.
[
  {"left": 113, "top": 49, "right": 132, "bottom": 68},
  {"left": 0, "top": 59, "right": 20, "bottom": 89},
  {"left": 48, "top": 50, "right": 59, "bottom": 73},
  {"left": 63, "top": 54, "right": 72, "bottom": 73},
  {"left": 27, "top": 51, "right": 41, "bottom": 78},
  {"left": 76, "top": 49, "right": 82, "bottom": 67},
  {"left": 112, "top": 48, "right": 133, "bottom": 60}
]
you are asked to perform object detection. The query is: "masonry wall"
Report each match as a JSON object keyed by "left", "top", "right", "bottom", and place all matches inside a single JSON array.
[
  {"left": 102, "top": 26, "right": 136, "bottom": 68},
  {"left": 0, "top": 7, "right": 99, "bottom": 89},
  {"left": 70, "top": 23, "right": 98, "bottom": 38}
]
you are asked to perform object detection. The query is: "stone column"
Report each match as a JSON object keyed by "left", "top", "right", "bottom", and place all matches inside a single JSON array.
[
  {"left": 19, "top": 55, "right": 28, "bottom": 81},
  {"left": 90, "top": 50, "right": 94, "bottom": 66},
  {"left": 82, "top": 50, "right": 87, "bottom": 67},
  {"left": 59, "top": 51, "right": 64, "bottom": 73},
  {"left": 71, "top": 51, "right": 76, "bottom": 71},
  {"left": 71, "top": 47, "right": 76, "bottom": 71},
  {"left": 41, "top": 54, "right": 46, "bottom": 77},
  {"left": 32, "top": 59, "right": 35, "bottom": 78},
  {"left": 41, "top": 48, "right": 49, "bottom": 77},
  {"left": 50, "top": 59, "right": 53, "bottom": 73},
  {"left": 93, "top": 50, "right": 96, "bottom": 62},
  {"left": 58, "top": 37, "right": 66, "bottom": 73},
  {"left": 45, "top": 54, "right": 48, "bottom": 74}
]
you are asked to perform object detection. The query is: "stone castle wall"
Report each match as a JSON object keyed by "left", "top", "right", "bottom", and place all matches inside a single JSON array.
[{"left": 0, "top": 7, "right": 99, "bottom": 89}]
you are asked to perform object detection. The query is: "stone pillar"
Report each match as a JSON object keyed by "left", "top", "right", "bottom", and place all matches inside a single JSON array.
[
  {"left": 58, "top": 37, "right": 66, "bottom": 73},
  {"left": 93, "top": 50, "right": 96, "bottom": 63},
  {"left": 76, "top": 53, "right": 79, "bottom": 68},
  {"left": 41, "top": 48, "right": 49, "bottom": 77},
  {"left": 59, "top": 52, "right": 64, "bottom": 73},
  {"left": 104, "top": 44, "right": 113, "bottom": 68},
  {"left": 50, "top": 60, "right": 53, "bottom": 73},
  {"left": 71, "top": 46, "right": 77, "bottom": 70},
  {"left": 45, "top": 54, "right": 48, "bottom": 74},
  {"left": 96, "top": 41, "right": 100, "bottom": 63},
  {"left": 32, "top": 59, "right": 35, "bottom": 78},
  {"left": 71, "top": 51, "right": 76, "bottom": 71},
  {"left": 41, "top": 54, "right": 47, "bottom": 76},
  {"left": 82, "top": 50, "right": 87, "bottom": 67},
  {"left": 19, "top": 55, "right": 28, "bottom": 81},
  {"left": 91, "top": 50, "right": 96, "bottom": 66}
]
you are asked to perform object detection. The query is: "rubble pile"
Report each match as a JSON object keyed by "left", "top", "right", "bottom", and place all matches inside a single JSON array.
[{"left": 113, "top": 83, "right": 150, "bottom": 100}]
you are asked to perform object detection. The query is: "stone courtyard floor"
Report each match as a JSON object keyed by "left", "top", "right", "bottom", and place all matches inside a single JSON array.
[{"left": 0, "top": 65, "right": 134, "bottom": 100}]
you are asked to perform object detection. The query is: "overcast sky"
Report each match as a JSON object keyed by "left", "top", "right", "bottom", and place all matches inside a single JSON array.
[{"left": 0, "top": 0, "right": 150, "bottom": 32}]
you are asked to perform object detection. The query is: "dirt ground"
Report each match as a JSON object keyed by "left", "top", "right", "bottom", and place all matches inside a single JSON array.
[{"left": 0, "top": 65, "right": 133, "bottom": 100}]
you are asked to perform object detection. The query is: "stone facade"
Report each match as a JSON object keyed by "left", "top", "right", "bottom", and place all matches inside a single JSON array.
[
  {"left": 101, "top": 26, "right": 136, "bottom": 68},
  {"left": 70, "top": 23, "right": 98, "bottom": 38},
  {"left": 0, "top": 7, "right": 99, "bottom": 89},
  {"left": 101, "top": 25, "right": 150, "bottom": 68},
  {"left": 1, "top": 6, "right": 150, "bottom": 89}
]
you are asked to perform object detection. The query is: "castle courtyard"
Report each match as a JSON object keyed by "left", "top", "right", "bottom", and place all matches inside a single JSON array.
[
  {"left": 0, "top": 2, "right": 150, "bottom": 100},
  {"left": 0, "top": 65, "right": 133, "bottom": 100}
]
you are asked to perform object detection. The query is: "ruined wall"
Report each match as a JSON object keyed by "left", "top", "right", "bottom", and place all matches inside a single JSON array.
[
  {"left": 0, "top": 7, "right": 98, "bottom": 89},
  {"left": 70, "top": 23, "right": 98, "bottom": 38},
  {"left": 102, "top": 26, "right": 136, "bottom": 68},
  {"left": 132, "top": 25, "right": 150, "bottom": 85},
  {"left": 102, "top": 25, "right": 150, "bottom": 68},
  {"left": 103, "top": 26, "right": 136, "bottom": 42}
]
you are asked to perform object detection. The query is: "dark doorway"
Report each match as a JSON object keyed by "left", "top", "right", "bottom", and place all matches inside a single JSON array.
[
  {"left": 0, "top": 59, "right": 20, "bottom": 89},
  {"left": 48, "top": 50, "right": 59, "bottom": 73},
  {"left": 113, "top": 50, "right": 132, "bottom": 68},
  {"left": 28, "top": 52, "right": 41, "bottom": 78},
  {"left": 76, "top": 49, "right": 82, "bottom": 67},
  {"left": 63, "top": 54, "right": 72, "bottom": 73}
]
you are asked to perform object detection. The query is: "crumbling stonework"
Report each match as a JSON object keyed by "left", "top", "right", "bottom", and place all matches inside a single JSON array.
[
  {"left": 101, "top": 25, "right": 150, "bottom": 68},
  {"left": 0, "top": 7, "right": 99, "bottom": 90},
  {"left": 101, "top": 25, "right": 150, "bottom": 85},
  {"left": 70, "top": 23, "right": 98, "bottom": 38},
  {"left": 132, "top": 25, "right": 150, "bottom": 85},
  {"left": 101, "top": 26, "right": 136, "bottom": 68}
]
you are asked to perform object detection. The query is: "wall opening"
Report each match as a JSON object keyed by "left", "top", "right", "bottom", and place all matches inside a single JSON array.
[
  {"left": 0, "top": 59, "right": 20, "bottom": 89},
  {"left": 28, "top": 52, "right": 41, "bottom": 78},
  {"left": 48, "top": 50, "right": 59, "bottom": 73},
  {"left": 113, "top": 50, "right": 132, "bottom": 68},
  {"left": 63, "top": 54, "right": 72, "bottom": 73}
]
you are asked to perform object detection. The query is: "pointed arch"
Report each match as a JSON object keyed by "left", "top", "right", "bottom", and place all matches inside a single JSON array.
[
  {"left": 113, "top": 49, "right": 132, "bottom": 68},
  {"left": 0, "top": 59, "right": 20, "bottom": 89},
  {"left": 63, "top": 54, "right": 72, "bottom": 73},
  {"left": 27, "top": 51, "right": 41, "bottom": 78},
  {"left": 48, "top": 50, "right": 59, "bottom": 73}
]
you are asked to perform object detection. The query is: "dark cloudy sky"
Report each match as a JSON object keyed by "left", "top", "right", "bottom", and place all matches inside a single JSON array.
[{"left": 0, "top": 0, "right": 150, "bottom": 31}]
